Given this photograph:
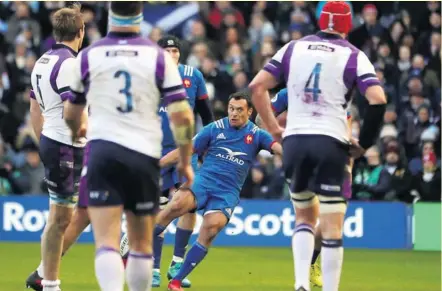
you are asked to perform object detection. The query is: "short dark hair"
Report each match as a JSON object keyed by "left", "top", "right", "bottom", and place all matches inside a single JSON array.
[
  {"left": 110, "top": 1, "right": 143, "bottom": 17},
  {"left": 52, "top": 3, "right": 84, "bottom": 42},
  {"left": 228, "top": 91, "right": 253, "bottom": 109}
]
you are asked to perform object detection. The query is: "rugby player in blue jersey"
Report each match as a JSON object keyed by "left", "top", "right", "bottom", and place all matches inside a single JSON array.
[
  {"left": 151, "top": 35, "right": 214, "bottom": 288},
  {"left": 151, "top": 91, "right": 282, "bottom": 291}
]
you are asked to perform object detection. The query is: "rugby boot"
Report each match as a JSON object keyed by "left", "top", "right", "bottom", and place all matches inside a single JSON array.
[
  {"left": 167, "top": 261, "right": 191, "bottom": 288},
  {"left": 310, "top": 262, "right": 323, "bottom": 287},
  {"left": 152, "top": 269, "right": 161, "bottom": 287},
  {"left": 25, "top": 271, "right": 43, "bottom": 291},
  {"left": 168, "top": 279, "right": 184, "bottom": 291}
]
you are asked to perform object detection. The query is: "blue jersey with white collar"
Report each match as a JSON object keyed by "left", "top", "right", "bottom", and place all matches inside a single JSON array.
[
  {"left": 193, "top": 117, "right": 275, "bottom": 192},
  {"left": 159, "top": 64, "right": 208, "bottom": 154}
]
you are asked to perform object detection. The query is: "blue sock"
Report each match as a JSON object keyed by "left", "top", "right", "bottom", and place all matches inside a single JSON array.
[
  {"left": 153, "top": 236, "right": 164, "bottom": 270},
  {"left": 173, "top": 228, "right": 193, "bottom": 261},
  {"left": 154, "top": 224, "right": 166, "bottom": 236},
  {"left": 311, "top": 249, "right": 321, "bottom": 265},
  {"left": 173, "top": 242, "right": 208, "bottom": 281}
]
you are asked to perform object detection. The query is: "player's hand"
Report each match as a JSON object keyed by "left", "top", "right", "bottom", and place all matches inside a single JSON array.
[
  {"left": 71, "top": 124, "right": 87, "bottom": 143},
  {"left": 349, "top": 138, "right": 365, "bottom": 159},
  {"left": 269, "top": 125, "right": 284, "bottom": 143},
  {"left": 177, "top": 163, "right": 194, "bottom": 187}
]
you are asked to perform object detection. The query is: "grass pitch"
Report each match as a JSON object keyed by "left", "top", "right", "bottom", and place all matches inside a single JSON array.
[{"left": 0, "top": 243, "right": 440, "bottom": 291}]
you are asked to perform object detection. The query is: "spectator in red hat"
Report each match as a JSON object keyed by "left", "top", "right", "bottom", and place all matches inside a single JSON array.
[
  {"left": 411, "top": 151, "right": 441, "bottom": 202},
  {"left": 349, "top": 4, "right": 387, "bottom": 49}
]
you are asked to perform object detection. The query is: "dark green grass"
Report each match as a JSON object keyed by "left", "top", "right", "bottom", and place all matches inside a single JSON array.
[{"left": 0, "top": 243, "right": 439, "bottom": 291}]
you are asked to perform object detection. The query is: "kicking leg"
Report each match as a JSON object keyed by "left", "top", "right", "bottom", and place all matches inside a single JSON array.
[
  {"left": 167, "top": 212, "right": 196, "bottom": 288},
  {"left": 168, "top": 211, "right": 227, "bottom": 291}
]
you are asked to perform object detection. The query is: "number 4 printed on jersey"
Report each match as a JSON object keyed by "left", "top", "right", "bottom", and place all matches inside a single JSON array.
[{"left": 304, "top": 63, "right": 322, "bottom": 102}]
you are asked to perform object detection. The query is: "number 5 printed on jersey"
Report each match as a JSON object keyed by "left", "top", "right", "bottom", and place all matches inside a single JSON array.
[
  {"left": 35, "top": 74, "right": 45, "bottom": 110},
  {"left": 115, "top": 70, "right": 133, "bottom": 113},
  {"left": 304, "top": 63, "right": 322, "bottom": 102}
]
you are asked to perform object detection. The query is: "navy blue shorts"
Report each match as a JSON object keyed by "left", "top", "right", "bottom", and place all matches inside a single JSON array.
[
  {"left": 39, "top": 135, "right": 84, "bottom": 205},
  {"left": 86, "top": 140, "right": 160, "bottom": 216},
  {"left": 282, "top": 135, "right": 349, "bottom": 197}
]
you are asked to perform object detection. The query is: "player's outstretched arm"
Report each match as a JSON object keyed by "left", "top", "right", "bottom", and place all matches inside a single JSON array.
[{"left": 29, "top": 98, "right": 44, "bottom": 142}]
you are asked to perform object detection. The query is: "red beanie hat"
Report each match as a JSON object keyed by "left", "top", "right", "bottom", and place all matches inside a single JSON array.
[
  {"left": 423, "top": 152, "right": 437, "bottom": 164},
  {"left": 318, "top": 1, "right": 352, "bottom": 34}
]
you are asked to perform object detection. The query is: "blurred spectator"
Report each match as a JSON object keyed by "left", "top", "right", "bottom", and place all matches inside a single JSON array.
[
  {"left": 148, "top": 27, "right": 163, "bottom": 43},
  {"left": 200, "top": 55, "right": 233, "bottom": 103},
  {"left": 349, "top": 4, "right": 388, "bottom": 49},
  {"left": 266, "top": 155, "right": 287, "bottom": 200},
  {"left": 409, "top": 141, "right": 441, "bottom": 175},
  {"left": 352, "top": 147, "right": 390, "bottom": 201},
  {"left": 383, "top": 143, "right": 414, "bottom": 203},
  {"left": 411, "top": 152, "right": 441, "bottom": 202},
  {"left": 0, "top": 136, "right": 14, "bottom": 195},
  {"left": 5, "top": 2, "right": 41, "bottom": 52},
  {"left": 10, "top": 141, "right": 45, "bottom": 194},
  {"left": 250, "top": 163, "right": 270, "bottom": 199},
  {"left": 399, "top": 54, "right": 440, "bottom": 97}
]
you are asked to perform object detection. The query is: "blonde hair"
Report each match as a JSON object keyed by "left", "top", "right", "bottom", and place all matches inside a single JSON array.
[{"left": 52, "top": 3, "right": 84, "bottom": 42}]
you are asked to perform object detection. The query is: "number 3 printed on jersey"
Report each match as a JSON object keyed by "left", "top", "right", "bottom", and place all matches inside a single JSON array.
[
  {"left": 115, "top": 70, "right": 133, "bottom": 113},
  {"left": 304, "top": 63, "right": 322, "bottom": 102}
]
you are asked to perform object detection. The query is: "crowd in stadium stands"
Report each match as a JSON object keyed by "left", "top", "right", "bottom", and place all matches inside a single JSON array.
[{"left": 0, "top": 1, "right": 439, "bottom": 203}]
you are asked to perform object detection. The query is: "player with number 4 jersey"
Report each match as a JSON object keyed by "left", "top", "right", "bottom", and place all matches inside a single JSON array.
[{"left": 250, "top": 2, "right": 386, "bottom": 291}]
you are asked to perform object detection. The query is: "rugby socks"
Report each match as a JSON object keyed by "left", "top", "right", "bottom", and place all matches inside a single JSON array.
[
  {"left": 311, "top": 249, "right": 321, "bottom": 265},
  {"left": 293, "top": 223, "right": 315, "bottom": 291},
  {"left": 42, "top": 279, "right": 60, "bottom": 291},
  {"left": 322, "top": 239, "right": 344, "bottom": 291},
  {"left": 172, "top": 227, "right": 193, "bottom": 263},
  {"left": 153, "top": 225, "right": 166, "bottom": 271},
  {"left": 153, "top": 236, "right": 164, "bottom": 270},
  {"left": 37, "top": 261, "right": 45, "bottom": 277},
  {"left": 126, "top": 251, "right": 154, "bottom": 291},
  {"left": 95, "top": 247, "right": 124, "bottom": 291},
  {"left": 174, "top": 242, "right": 208, "bottom": 281}
]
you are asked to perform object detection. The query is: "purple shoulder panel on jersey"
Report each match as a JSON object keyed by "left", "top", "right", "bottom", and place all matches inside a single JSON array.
[
  {"left": 281, "top": 41, "right": 296, "bottom": 83},
  {"left": 155, "top": 48, "right": 165, "bottom": 90},
  {"left": 47, "top": 48, "right": 75, "bottom": 101},
  {"left": 30, "top": 89, "right": 35, "bottom": 100}
]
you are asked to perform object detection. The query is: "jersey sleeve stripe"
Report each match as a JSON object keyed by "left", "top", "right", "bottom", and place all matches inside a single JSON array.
[
  {"left": 263, "top": 60, "right": 282, "bottom": 79},
  {"left": 161, "top": 84, "right": 184, "bottom": 93},
  {"left": 59, "top": 86, "right": 70, "bottom": 94},
  {"left": 69, "top": 90, "right": 87, "bottom": 105},
  {"left": 60, "top": 90, "right": 73, "bottom": 102},
  {"left": 30, "top": 89, "right": 36, "bottom": 100},
  {"left": 155, "top": 49, "right": 165, "bottom": 90},
  {"left": 163, "top": 92, "right": 187, "bottom": 105}
]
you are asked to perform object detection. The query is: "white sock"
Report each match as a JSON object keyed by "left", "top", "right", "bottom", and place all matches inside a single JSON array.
[
  {"left": 321, "top": 239, "right": 344, "bottom": 291},
  {"left": 126, "top": 251, "right": 154, "bottom": 291},
  {"left": 95, "top": 247, "right": 124, "bottom": 291},
  {"left": 42, "top": 279, "right": 60, "bottom": 291},
  {"left": 172, "top": 255, "right": 183, "bottom": 263},
  {"left": 292, "top": 224, "right": 315, "bottom": 291},
  {"left": 37, "top": 260, "right": 45, "bottom": 278}
]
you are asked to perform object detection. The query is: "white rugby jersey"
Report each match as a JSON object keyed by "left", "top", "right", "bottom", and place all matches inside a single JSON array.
[
  {"left": 264, "top": 32, "right": 380, "bottom": 143},
  {"left": 30, "top": 44, "right": 86, "bottom": 147},
  {"left": 69, "top": 31, "right": 187, "bottom": 159}
]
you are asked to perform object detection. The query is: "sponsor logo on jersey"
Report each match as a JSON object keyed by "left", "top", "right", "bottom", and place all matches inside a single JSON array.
[
  {"left": 216, "top": 147, "right": 247, "bottom": 165},
  {"left": 216, "top": 133, "right": 226, "bottom": 140},
  {"left": 307, "top": 44, "right": 335, "bottom": 52},
  {"left": 244, "top": 134, "right": 253, "bottom": 144},
  {"left": 183, "top": 78, "right": 192, "bottom": 88}
]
